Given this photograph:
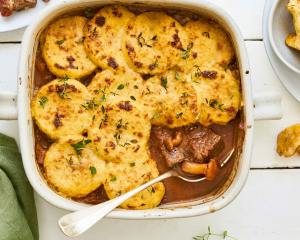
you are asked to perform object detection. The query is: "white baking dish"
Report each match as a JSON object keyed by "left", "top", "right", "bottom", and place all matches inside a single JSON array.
[{"left": 0, "top": 0, "right": 283, "bottom": 219}]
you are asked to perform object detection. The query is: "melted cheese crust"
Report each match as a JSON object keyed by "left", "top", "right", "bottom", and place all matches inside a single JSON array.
[{"left": 32, "top": 5, "right": 241, "bottom": 209}]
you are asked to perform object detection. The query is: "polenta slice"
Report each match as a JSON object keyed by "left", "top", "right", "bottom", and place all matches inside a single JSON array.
[
  {"left": 84, "top": 5, "right": 135, "bottom": 73},
  {"left": 41, "top": 16, "right": 97, "bottom": 78},
  {"left": 192, "top": 67, "right": 241, "bottom": 126},
  {"left": 149, "top": 70, "right": 198, "bottom": 128},
  {"left": 179, "top": 19, "right": 234, "bottom": 72},
  {"left": 31, "top": 78, "right": 93, "bottom": 140},
  {"left": 103, "top": 158, "right": 165, "bottom": 209},
  {"left": 44, "top": 139, "right": 106, "bottom": 198},
  {"left": 123, "top": 12, "right": 188, "bottom": 74}
]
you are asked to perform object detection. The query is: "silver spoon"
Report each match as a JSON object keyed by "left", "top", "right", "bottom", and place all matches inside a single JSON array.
[{"left": 58, "top": 149, "right": 234, "bottom": 237}]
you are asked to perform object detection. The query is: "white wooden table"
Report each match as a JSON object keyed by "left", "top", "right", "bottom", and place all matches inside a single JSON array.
[{"left": 1, "top": 0, "right": 300, "bottom": 239}]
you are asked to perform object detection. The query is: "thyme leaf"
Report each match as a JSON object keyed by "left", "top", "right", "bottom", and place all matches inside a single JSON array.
[
  {"left": 39, "top": 96, "right": 48, "bottom": 109},
  {"left": 180, "top": 42, "right": 193, "bottom": 59},
  {"left": 90, "top": 166, "right": 97, "bottom": 175},
  {"left": 152, "top": 113, "right": 159, "bottom": 119},
  {"left": 71, "top": 139, "right": 92, "bottom": 155},
  {"left": 130, "top": 162, "right": 135, "bottom": 167},
  {"left": 161, "top": 76, "right": 168, "bottom": 91},
  {"left": 110, "top": 176, "right": 116, "bottom": 182}
]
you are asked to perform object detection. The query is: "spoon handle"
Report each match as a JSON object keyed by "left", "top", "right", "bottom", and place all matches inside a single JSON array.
[{"left": 59, "top": 170, "right": 177, "bottom": 237}]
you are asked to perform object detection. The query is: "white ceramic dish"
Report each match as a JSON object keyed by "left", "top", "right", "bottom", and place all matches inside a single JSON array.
[
  {"left": 264, "top": 0, "right": 300, "bottom": 103},
  {"left": 0, "top": 0, "right": 60, "bottom": 33},
  {"left": 0, "top": 0, "right": 283, "bottom": 219},
  {"left": 269, "top": 0, "right": 300, "bottom": 75}
]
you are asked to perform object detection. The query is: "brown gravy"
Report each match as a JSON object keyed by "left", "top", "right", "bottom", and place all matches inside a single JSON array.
[
  {"left": 33, "top": 5, "right": 243, "bottom": 206},
  {"left": 149, "top": 117, "right": 241, "bottom": 205}
]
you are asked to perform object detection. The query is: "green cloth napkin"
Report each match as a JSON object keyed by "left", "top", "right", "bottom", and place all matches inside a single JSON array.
[{"left": 0, "top": 133, "right": 39, "bottom": 240}]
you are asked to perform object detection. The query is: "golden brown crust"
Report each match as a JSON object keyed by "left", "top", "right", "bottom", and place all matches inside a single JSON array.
[
  {"left": 277, "top": 124, "right": 300, "bottom": 157},
  {"left": 41, "top": 16, "right": 97, "bottom": 78},
  {"left": 83, "top": 5, "right": 135, "bottom": 73}
]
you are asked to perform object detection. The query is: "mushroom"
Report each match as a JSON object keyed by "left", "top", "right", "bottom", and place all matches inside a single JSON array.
[
  {"left": 181, "top": 158, "right": 221, "bottom": 180},
  {"left": 286, "top": 0, "right": 300, "bottom": 50},
  {"left": 163, "top": 130, "right": 183, "bottom": 151}
]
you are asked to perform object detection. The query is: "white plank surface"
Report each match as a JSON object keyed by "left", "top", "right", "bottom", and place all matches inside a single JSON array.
[
  {"left": 0, "top": 44, "right": 20, "bottom": 92},
  {"left": 35, "top": 170, "right": 300, "bottom": 240},
  {"left": 0, "top": 0, "right": 264, "bottom": 42},
  {"left": 1, "top": 1, "right": 300, "bottom": 239}
]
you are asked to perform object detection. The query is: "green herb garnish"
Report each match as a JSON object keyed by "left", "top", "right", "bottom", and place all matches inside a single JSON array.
[
  {"left": 39, "top": 96, "right": 48, "bottom": 109},
  {"left": 202, "top": 32, "right": 210, "bottom": 38},
  {"left": 153, "top": 58, "right": 160, "bottom": 68},
  {"left": 130, "top": 96, "right": 136, "bottom": 101},
  {"left": 137, "top": 33, "right": 157, "bottom": 48},
  {"left": 71, "top": 139, "right": 92, "bottom": 155},
  {"left": 130, "top": 162, "right": 135, "bottom": 167},
  {"left": 180, "top": 42, "right": 193, "bottom": 59},
  {"left": 161, "top": 77, "right": 168, "bottom": 91},
  {"left": 152, "top": 113, "right": 159, "bottom": 119},
  {"left": 117, "top": 84, "right": 125, "bottom": 90},
  {"left": 205, "top": 98, "right": 224, "bottom": 111},
  {"left": 90, "top": 166, "right": 97, "bottom": 175},
  {"left": 193, "top": 226, "right": 237, "bottom": 240},
  {"left": 110, "top": 176, "right": 117, "bottom": 182},
  {"left": 57, "top": 40, "right": 64, "bottom": 44}
]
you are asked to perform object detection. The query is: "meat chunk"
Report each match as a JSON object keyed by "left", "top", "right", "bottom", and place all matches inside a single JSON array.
[
  {"left": 161, "top": 147, "right": 185, "bottom": 168},
  {"left": 1, "top": 0, "right": 37, "bottom": 17},
  {"left": 151, "top": 127, "right": 185, "bottom": 168},
  {"left": 188, "top": 129, "right": 222, "bottom": 163}
]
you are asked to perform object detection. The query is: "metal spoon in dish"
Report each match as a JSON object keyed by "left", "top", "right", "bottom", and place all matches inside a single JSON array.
[{"left": 58, "top": 149, "right": 234, "bottom": 237}]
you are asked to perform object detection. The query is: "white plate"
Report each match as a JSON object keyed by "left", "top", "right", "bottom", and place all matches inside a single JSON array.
[
  {"left": 0, "top": 0, "right": 60, "bottom": 33},
  {"left": 263, "top": 0, "right": 300, "bottom": 103}
]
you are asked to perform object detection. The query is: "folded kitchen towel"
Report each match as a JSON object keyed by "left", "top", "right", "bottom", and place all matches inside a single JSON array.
[{"left": 0, "top": 133, "right": 39, "bottom": 240}]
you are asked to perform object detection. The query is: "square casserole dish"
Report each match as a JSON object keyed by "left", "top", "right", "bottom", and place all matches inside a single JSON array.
[{"left": 18, "top": 0, "right": 253, "bottom": 219}]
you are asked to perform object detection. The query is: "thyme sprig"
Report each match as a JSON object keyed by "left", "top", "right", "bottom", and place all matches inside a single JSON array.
[
  {"left": 161, "top": 76, "right": 168, "bottom": 91},
  {"left": 81, "top": 99, "right": 99, "bottom": 111},
  {"left": 191, "top": 65, "right": 202, "bottom": 83},
  {"left": 99, "top": 114, "right": 108, "bottom": 129},
  {"left": 57, "top": 75, "right": 71, "bottom": 99},
  {"left": 153, "top": 58, "right": 160, "bottom": 68},
  {"left": 116, "top": 119, "right": 128, "bottom": 130},
  {"left": 137, "top": 33, "right": 157, "bottom": 48},
  {"left": 202, "top": 32, "right": 210, "bottom": 38},
  {"left": 180, "top": 42, "right": 194, "bottom": 59},
  {"left": 193, "top": 226, "right": 237, "bottom": 240},
  {"left": 71, "top": 139, "right": 93, "bottom": 155},
  {"left": 205, "top": 98, "right": 224, "bottom": 112}
]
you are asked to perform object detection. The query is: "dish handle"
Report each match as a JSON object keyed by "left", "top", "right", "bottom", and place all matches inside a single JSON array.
[
  {"left": 253, "top": 91, "right": 282, "bottom": 120},
  {"left": 0, "top": 91, "right": 18, "bottom": 120}
]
